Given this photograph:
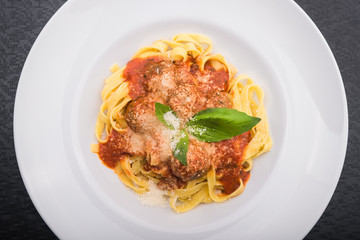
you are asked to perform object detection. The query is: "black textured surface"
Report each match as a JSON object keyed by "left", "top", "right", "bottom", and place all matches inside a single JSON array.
[{"left": 0, "top": 0, "right": 359, "bottom": 239}]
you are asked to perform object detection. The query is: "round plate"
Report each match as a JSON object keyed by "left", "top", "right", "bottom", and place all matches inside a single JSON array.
[{"left": 14, "top": 0, "right": 348, "bottom": 239}]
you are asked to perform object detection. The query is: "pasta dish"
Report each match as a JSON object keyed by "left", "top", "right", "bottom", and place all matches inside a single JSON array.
[{"left": 91, "top": 33, "right": 272, "bottom": 213}]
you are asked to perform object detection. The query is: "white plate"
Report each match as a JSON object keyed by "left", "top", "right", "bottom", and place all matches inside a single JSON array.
[{"left": 14, "top": 0, "right": 348, "bottom": 239}]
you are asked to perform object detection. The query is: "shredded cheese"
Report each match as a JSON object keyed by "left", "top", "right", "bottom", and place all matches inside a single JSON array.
[
  {"left": 138, "top": 181, "right": 169, "bottom": 208},
  {"left": 187, "top": 126, "right": 206, "bottom": 136},
  {"left": 160, "top": 72, "right": 174, "bottom": 89},
  {"left": 169, "top": 131, "right": 186, "bottom": 152},
  {"left": 163, "top": 111, "right": 180, "bottom": 130}
]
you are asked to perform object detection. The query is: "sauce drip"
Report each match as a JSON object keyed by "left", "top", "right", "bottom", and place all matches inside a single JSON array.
[{"left": 99, "top": 130, "right": 124, "bottom": 169}]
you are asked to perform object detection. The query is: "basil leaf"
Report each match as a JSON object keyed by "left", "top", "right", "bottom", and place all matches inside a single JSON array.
[
  {"left": 171, "top": 130, "right": 189, "bottom": 166},
  {"left": 155, "top": 102, "right": 179, "bottom": 130},
  {"left": 186, "top": 108, "right": 260, "bottom": 142}
]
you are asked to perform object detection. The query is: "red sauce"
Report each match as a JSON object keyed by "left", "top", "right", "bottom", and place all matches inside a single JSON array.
[
  {"left": 98, "top": 130, "right": 125, "bottom": 169},
  {"left": 240, "top": 170, "right": 251, "bottom": 186},
  {"left": 218, "top": 168, "right": 251, "bottom": 194},
  {"left": 190, "top": 63, "right": 229, "bottom": 93},
  {"left": 204, "top": 64, "right": 229, "bottom": 92},
  {"left": 214, "top": 132, "right": 251, "bottom": 194},
  {"left": 123, "top": 56, "right": 164, "bottom": 99}
]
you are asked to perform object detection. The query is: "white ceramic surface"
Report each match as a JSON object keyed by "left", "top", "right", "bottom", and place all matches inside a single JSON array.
[{"left": 14, "top": 0, "right": 348, "bottom": 239}]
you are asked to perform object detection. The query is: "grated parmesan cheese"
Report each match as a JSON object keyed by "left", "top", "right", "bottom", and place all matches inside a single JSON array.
[
  {"left": 160, "top": 72, "right": 174, "bottom": 89},
  {"left": 138, "top": 181, "right": 169, "bottom": 208},
  {"left": 169, "top": 130, "right": 186, "bottom": 152},
  {"left": 169, "top": 133, "right": 178, "bottom": 152},
  {"left": 163, "top": 111, "right": 180, "bottom": 130},
  {"left": 187, "top": 126, "right": 206, "bottom": 136}
]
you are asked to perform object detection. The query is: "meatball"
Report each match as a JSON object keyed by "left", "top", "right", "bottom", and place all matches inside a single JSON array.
[
  {"left": 125, "top": 96, "right": 159, "bottom": 133},
  {"left": 168, "top": 83, "right": 202, "bottom": 122},
  {"left": 170, "top": 139, "right": 211, "bottom": 182},
  {"left": 204, "top": 91, "right": 232, "bottom": 109},
  {"left": 144, "top": 60, "right": 176, "bottom": 94}
]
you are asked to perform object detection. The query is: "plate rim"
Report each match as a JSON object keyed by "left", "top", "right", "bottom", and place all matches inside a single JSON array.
[{"left": 13, "top": 0, "right": 348, "bottom": 239}]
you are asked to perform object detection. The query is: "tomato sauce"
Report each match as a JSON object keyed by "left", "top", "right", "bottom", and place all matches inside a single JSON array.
[
  {"left": 98, "top": 130, "right": 125, "bottom": 169},
  {"left": 214, "top": 133, "right": 251, "bottom": 194},
  {"left": 190, "top": 63, "right": 229, "bottom": 93},
  {"left": 123, "top": 56, "right": 164, "bottom": 99},
  {"left": 204, "top": 64, "right": 229, "bottom": 92}
]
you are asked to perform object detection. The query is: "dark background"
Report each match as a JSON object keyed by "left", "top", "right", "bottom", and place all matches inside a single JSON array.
[{"left": 1, "top": 0, "right": 359, "bottom": 239}]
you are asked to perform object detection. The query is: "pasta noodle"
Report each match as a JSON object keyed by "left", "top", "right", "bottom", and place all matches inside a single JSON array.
[{"left": 92, "top": 33, "right": 272, "bottom": 213}]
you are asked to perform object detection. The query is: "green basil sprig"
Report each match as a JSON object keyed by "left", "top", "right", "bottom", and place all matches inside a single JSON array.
[
  {"left": 186, "top": 108, "right": 261, "bottom": 142},
  {"left": 171, "top": 130, "right": 189, "bottom": 166},
  {"left": 155, "top": 102, "right": 260, "bottom": 166}
]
